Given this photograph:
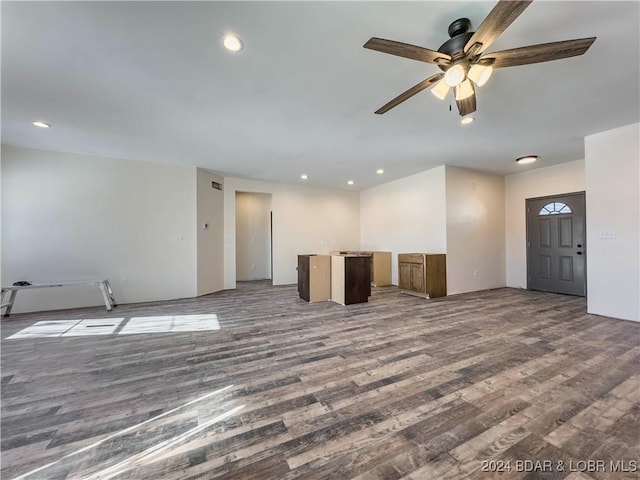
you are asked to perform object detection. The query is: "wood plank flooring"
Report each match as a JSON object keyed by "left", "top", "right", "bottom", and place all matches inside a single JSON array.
[{"left": 1, "top": 282, "right": 639, "bottom": 479}]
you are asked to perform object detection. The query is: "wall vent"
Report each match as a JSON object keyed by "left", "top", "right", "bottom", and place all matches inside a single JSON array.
[{"left": 211, "top": 181, "right": 222, "bottom": 190}]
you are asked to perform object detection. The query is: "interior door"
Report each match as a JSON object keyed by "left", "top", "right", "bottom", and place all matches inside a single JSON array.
[{"left": 526, "top": 192, "right": 586, "bottom": 296}]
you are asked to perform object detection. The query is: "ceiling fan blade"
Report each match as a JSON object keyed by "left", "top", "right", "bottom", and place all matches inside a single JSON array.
[
  {"left": 455, "top": 84, "right": 476, "bottom": 117},
  {"left": 481, "top": 37, "right": 596, "bottom": 68},
  {"left": 375, "top": 73, "right": 444, "bottom": 114},
  {"left": 464, "top": 1, "right": 532, "bottom": 56},
  {"left": 364, "top": 38, "right": 451, "bottom": 66}
]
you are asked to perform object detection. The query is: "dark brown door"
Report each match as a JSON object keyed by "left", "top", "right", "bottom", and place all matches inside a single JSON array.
[{"left": 526, "top": 192, "right": 586, "bottom": 296}]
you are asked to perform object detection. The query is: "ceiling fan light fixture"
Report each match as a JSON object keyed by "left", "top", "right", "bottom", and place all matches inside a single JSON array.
[
  {"left": 454, "top": 79, "right": 473, "bottom": 101},
  {"left": 468, "top": 64, "right": 493, "bottom": 87},
  {"left": 516, "top": 155, "right": 538, "bottom": 165},
  {"left": 444, "top": 63, "right": 465, "bottom": 87},
  {"left": 431, "top": 78, "right": 450, "bottom": 100},
  {"left": 364, "top": 4, "right": 596, "bottom": 118}
]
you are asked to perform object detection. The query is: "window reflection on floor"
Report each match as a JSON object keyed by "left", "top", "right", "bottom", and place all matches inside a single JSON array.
[{"left": 12, "top": 385, "right": 243, "bottom": 480}]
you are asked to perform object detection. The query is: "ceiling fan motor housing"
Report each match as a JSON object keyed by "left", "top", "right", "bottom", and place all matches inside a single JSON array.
[{"left": 438, "top": 18, "right": 474, "bottom": 69}]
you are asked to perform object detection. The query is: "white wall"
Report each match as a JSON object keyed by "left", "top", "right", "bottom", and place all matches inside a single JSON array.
[
  {"left": 0, "top": 153, "right": 3, "bottom": 289},
  {"left": 445, "top": 166, "right": 505, "bottom": 295},
  {"left": 360, "top": 166, "right": 447, "bottom": 285},
  {"left": 505, "top": 160, "right": 586, "bottom": 289},
  {"left": 197, "top": 169, "right": 224, "bottom": 296},
  {"left": 236, "top": 192, "right": 272, "bottom": 281},
  {"left": 585, "top": 123, "right": 639, "bottom": 321},
  {"left": 224, "top": 178, "right": 360, "bottom": 288},
  {"left": 1, "top": 145, "right": 198, "bottom": 313}
]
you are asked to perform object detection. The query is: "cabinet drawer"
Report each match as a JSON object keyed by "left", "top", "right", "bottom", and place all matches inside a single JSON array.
[{"left": 397, "top": 253, "right": 425, "bottom": 264}]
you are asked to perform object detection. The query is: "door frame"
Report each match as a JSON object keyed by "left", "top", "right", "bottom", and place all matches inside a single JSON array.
[
  {"left": 235, "top": 191, "right": 273, "bottom": 282},
  {"left": 525, "top": 191, "right": 587, "bottom": 295}
]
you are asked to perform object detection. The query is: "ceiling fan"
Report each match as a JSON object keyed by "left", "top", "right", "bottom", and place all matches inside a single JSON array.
[{"left": 363, "top": 0, "right": 596, "bottom": 118}]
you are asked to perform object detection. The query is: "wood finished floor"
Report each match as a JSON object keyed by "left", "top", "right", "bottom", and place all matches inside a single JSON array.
[{"left": 1, "top": 282, "right": 639, "bottom": 480}]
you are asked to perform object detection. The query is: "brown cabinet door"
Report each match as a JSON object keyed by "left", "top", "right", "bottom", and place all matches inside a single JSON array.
[
  {"left": 298, "top": 255, "right": 310, "bottom": 301},
  {"left": 399, "top": 261, "right": 425, "bottom": 294},
  {"left": 409, "top": 263, "right": 425, "bottom": 293},
  {"left": 399, "top": 262, "right": 411, "bottom": 291},
  {"left": 344, "top": 256, "right": 371, "bottom": 304}
]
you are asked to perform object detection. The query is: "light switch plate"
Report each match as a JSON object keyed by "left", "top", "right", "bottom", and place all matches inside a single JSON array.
[{"left": 599, "top": 229, "right": 616, "bottom": 239}]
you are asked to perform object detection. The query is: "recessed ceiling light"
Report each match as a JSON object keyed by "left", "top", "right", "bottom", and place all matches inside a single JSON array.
[
  {"left": 376, "top": 169, "right": 384, "bottom": 175},
  {"left": 516, "top": 155, "right": 538, "bottom": 165},
  {"left": 347, "top": 180, "right": 354, "bottom": 185},
  {"left": 32, "top": 121, "right": 51, "bottom": 128},
  {"left": 300, "top": 174, "right": 308, "bottom": 180},
  {"left": 221, "top": 34, "right": 244, "bottom": 52},
  {"left": 460, "top": 116, "right": 474, "bottom": 125}
]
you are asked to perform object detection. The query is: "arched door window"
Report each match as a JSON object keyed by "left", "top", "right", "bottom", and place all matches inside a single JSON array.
[{"left": 538, "top": 202, "right": 572, "bottom": 216}]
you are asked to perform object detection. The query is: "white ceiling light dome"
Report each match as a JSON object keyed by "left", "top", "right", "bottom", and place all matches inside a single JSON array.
[
  {"left": 444, "top": 63, "right": 465, "bottom": 87},
  {"left": 454, "top": 79, "right": 473, "bottom": 100},
  {"left": 431, "top": 78, "right": 451, "bottom": 100},
  {"left": 468, "top": 64, "right": 493, "bottom": 87},
  {"left": 221, "top": 34, "right": 244, "bottom": 52}
]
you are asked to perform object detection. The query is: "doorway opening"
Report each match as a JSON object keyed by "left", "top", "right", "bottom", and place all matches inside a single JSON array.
[
  {"left": 235, "top": 192, "right": 273, "bottom": 283},
  {"left": 526, "top": 191, "right": 586, "bottom": 296}
]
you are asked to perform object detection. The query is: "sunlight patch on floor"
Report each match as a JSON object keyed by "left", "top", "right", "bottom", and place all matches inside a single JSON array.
[
  {"left": 6, "top": 314, "right": 220, "bottom": 339},
  {"left": 119, "top": 314, "right": 220, "bottom": 335}
]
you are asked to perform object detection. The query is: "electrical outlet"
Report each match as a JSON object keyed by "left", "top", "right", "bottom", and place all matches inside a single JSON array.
[
  {"left": 473, "top": 270, "right": 478, "bottom": 277},
  {"left": 120, "top": 278, "right": 128, "bottom": 286}
]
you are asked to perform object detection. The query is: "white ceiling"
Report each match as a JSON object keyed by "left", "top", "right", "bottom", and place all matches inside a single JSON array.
[{"left": 2, "top": 1, "right": 639, "bottom": 190}]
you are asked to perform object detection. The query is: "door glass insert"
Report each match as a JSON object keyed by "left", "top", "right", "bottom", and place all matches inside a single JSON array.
[{"left": 538, "top": 202, "right": 572, "bottom": 216}]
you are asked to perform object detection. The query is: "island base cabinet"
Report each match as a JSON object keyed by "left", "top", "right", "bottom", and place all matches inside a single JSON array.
[
  {"left": 331, "top": 255, "right": 371, "bottom": 305},
  {"left": 329, "top": 250, "right": 392, "bottom": 287},
  {"left": 298, "top": 255, "right": 330, "bottom": 302},
  {"left": 398, "top": 253, "right": 446, "bottom": 299},
  {"left": 370, "top": 251, "right": 392, "bottom": 287}
]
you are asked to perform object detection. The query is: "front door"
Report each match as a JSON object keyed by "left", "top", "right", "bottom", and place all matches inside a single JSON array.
[{"left": 526, "top": 192, "right": 586, "bottom": 296}]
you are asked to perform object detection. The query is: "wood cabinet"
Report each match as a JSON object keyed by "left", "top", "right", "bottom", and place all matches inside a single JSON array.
[
  {"left": 297, "top": 255, "right": 330, "bottom": 302},
  {"left": 331, "top": 254, "right": 371, "bottom": 305},
  {"left": 369, "top": 251, "right": 392, "bottom": 287},
  {"left": 329, "top": 250, "right": 392, "bottom": 287},
  {"left": 398, "top": 253, "right": 446, "bottom": 299}
]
